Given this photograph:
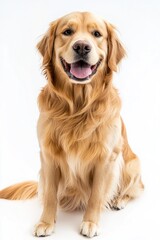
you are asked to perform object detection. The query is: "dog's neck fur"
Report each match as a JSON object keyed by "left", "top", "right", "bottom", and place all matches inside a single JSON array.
[
  {"left": 38, "top": 70, "right": 121, "bottom": 128},
  {"left": 41, "top": 66, "right": 118, "bottom": 114}
]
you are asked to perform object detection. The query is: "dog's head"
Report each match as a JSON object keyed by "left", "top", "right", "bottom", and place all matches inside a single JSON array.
[{"left": 37, "top": 12, "right": 125, "bottom": 85}]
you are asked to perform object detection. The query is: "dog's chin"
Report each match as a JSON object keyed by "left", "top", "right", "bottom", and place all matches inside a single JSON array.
[{"left": 60, "top": 57, "right": 101, "bottom": 84}]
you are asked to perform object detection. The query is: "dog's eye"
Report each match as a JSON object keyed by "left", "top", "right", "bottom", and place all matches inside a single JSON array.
[
  {"left": 92, "top": 31, "right": 102, "bottom": 38},
  {"left": 63, "top": 29, "right": 74, "bottom": 36}
]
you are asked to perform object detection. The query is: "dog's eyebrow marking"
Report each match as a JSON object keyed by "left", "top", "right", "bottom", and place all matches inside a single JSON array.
[
  {"left": 87, "top": 22, "right": 105, "bottom": 32},
  {"left": 60, "top": 20, "right": 78, "bottom": 31}
]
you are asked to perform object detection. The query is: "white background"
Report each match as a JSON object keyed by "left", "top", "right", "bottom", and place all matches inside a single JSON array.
[{"left": 0, "top": 0, "right": 160, "bottom": 239}]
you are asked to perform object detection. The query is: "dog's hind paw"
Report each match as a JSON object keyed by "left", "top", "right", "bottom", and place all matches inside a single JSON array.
[{"left": 110, "top": 195, "right": 130, "bottom": 211}]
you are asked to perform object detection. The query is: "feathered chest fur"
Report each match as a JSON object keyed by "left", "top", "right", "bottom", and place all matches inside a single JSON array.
[{"left": 37, "top": 84, "right": 122, "bottom": 177}]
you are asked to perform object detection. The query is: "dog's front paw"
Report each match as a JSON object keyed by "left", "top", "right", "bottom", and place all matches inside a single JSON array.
[
  {"left": 80, "top": 221, "right": 100, "bottom": 238},
  {"left": 33, "top": 221, "right": 54, "bottom": 237}
]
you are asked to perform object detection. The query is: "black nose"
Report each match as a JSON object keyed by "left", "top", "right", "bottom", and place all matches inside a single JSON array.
[{"left": 72, "top": 40, "right": 92, "bottom": 56}]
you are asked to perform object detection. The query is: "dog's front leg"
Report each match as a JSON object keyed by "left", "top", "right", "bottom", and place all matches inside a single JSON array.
[
  {"left": 80, "top": 156, "right": 114, "bottom": 237},
  {"left": 80, "top": 158, "right": 107, "bottom": 238},
  {"left": 34, "top": 151, "right": 60, "bottom": 237}
]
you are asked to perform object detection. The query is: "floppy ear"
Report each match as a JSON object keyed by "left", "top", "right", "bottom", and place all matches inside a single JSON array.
[
  {"left": 106, "top": 23, "right": 126, "bottom": 72},
  {"left": 37, "top": 20, "right": 58, "bottom": 67}
]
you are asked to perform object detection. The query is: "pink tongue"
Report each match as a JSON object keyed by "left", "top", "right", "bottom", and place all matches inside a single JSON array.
[{"left": 70, "top": 62, "right": 92, "bottom": 79}]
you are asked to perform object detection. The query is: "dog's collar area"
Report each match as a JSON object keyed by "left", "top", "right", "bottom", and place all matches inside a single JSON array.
[{"left": 60, "top": 57, "right": 101, "bottom": 83}]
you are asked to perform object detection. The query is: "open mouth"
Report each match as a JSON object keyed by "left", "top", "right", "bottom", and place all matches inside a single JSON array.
[{"left": 60, "top": 58, "right": 101, "bottom": 83}]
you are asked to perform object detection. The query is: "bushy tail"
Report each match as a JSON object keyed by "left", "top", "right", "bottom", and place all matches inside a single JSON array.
[{"left": 0, "top": 181, "right": 38, "bottom": 200}]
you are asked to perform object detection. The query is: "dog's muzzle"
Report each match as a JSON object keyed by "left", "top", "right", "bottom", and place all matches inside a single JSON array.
[{"left": 60, "top": 40, "right": 101, "bottom": 83}]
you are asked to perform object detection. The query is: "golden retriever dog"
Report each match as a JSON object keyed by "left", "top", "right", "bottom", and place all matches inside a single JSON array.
[{"left": 0, "top": 12, "right": 144, "bottom": 238}]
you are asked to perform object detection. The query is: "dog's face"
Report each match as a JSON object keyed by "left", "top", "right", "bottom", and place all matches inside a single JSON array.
[
  {"left": 37, "top": 12, "right": 125, "bottom": 85},
  {"left": 55, "top": 12, "right": 107, "bottom": 84}
]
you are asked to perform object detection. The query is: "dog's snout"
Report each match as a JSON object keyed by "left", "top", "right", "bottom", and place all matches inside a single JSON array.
[{"left": 72, "top": 40, "right": 92, "bottom": 56}]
